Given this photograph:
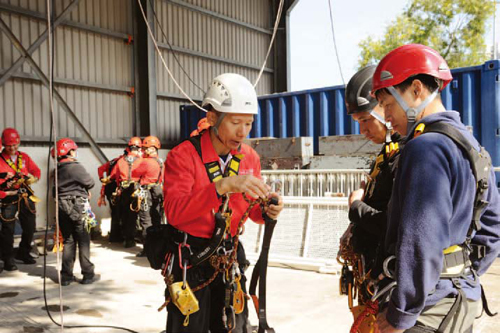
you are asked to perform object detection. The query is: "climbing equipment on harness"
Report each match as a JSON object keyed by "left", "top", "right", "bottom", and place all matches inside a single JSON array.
[
  {"left": 82, "top": 199, "right": 98, "bottom": 233},
  {"left": 168, "top": 234, "right": 200, "bottom": 327}
]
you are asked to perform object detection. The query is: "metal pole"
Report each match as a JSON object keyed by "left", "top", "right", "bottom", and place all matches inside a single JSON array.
[
  {"left": 0, "top": 17, "right": 109, "bottom": 164},
  {"left": 0, "top": 0, "right": 81, "bottom": 87}
]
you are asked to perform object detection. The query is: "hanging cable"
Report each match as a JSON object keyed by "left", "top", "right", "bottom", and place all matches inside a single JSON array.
[
  {"left": 327, "top": 0, "right": 345, "bottom": 85},
  {"left": 136, "top": 0, "right": 208, "bottom": 112},
  {"left": 138, "top": 0, "right": 284, "bottom": 110},
  {"left": 254, "top": 0, "right": 284, "bottom": 88},
  {"left": 41, "top": 1, "right": 139, "bottom": 332},
  {"left": 147, "top": 0, "right": 205, "bottom": 94}
]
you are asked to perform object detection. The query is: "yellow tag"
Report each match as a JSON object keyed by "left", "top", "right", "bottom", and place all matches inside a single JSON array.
[
  {"left": 414, "top": 123, "right": 426, "bottom": 138},
  {"left": 443, "top": 244, "right": 462, "bottom": 255}
]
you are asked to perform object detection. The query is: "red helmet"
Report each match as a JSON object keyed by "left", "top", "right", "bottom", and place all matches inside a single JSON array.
[
  {"left": 128, "top": 136, "right": 142, "bottom": 147},
  {"left": 2, "top": 128, "right": 20, "bottom": 146},
  {"left": 142, "top": 136, "right": 161, "bottom": 149},
  {"left": 372, "top": 44, "right": 453, "bottom": 95},
  {"left": 52, "top": 138, "right": 78, "bottom": 157},
  {"left": 0, "top": 137, "right": 2, "bottom": 150}
]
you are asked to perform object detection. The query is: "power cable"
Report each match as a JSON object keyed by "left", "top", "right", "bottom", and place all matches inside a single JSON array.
[
  {"left": 147, "top": 0, "right": 206, "bottom": 94},
  {"left": 254, "top": 0, "right": 284, "bottom": 88},
  {"left": 41, "top": 1, "right": 139, "bottom": 332},
  {"left": 136, "top": 0, "right": 208, "bottom": 112},
  {"left": 327, "top": 0, "right": 345, "bottom": 85},
  {"left": 137, "top": 0, "right": 284, "bottom": 112}
]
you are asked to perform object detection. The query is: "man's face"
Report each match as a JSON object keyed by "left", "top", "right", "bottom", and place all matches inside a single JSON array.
[
  {"left": 351, "top": 106, "right": 386, "bottom": 144},
  {"left": 4, "top": 144, "right": 19, "bottom": 156},
  {"left": 377, "top": 90, "right": 409, "bottom": 136},
  {"left": 215, "top": 113, "right": 254, "bottom": 151}
]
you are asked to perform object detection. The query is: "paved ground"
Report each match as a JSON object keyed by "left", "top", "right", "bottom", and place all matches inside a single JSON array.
[{"left": 0, "top": 239, "right": 499, "bottom": 333}]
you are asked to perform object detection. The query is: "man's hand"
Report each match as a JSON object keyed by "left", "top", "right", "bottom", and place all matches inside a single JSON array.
[
  {"left": 215, "top": 175, "right": 269, "bottom": 199},
  {"left": 374, "top": 310, "right": 404, "bottom": 333},
  {"left": 97, "top": 195, "right": 106, "bottom": 207},
  {"left": 348, "top": 189, "right": 365, "bottom": 207},
  {"left": 25, "top": 175, "right": 38, "bottom": 185},
  {"left": 4, "top": 190, "right": 18, "bottom": 196},
  {"left": 264, "top": 193, "right": 283, "bottom": 220}
]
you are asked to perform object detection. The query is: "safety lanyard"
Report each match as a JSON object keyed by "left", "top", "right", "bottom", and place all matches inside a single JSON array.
[{"left": 1, "top": 153, "right": 22, "bottom": 173}]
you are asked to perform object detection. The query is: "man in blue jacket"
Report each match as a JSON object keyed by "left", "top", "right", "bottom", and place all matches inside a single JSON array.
[{"left": 371, "top": 44, "right": 500, "bottom": 333}]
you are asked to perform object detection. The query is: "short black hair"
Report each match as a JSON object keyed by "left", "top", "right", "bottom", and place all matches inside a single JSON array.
[{"left": 375, "top": 74, "right": 441, "bottom": 100}]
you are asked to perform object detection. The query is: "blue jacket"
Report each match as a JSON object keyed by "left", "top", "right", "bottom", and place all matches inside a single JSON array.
[{"left": 385, "top": 111, "right": 500, "bottom": 329}]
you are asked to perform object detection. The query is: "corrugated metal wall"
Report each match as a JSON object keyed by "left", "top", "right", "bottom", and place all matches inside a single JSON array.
[
  {"left": 0, "top": 0, "right": 135, "bottom": 142},
  {"left": 154, "top": 0, "right": 274, "bottom": 141},
  {"left": 0, "top": 0, "right": 277, "bottom": 144}
]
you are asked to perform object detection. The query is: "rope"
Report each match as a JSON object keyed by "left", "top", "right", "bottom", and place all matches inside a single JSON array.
[
  {"left": 253, "top": 0, "right": 284, "bottom": 88},
  {"left": 350, "top": 300, "right": 378, "bottom": 333},
  {"left": 136, "top": 0, "right": 285, "bottom": 111}
]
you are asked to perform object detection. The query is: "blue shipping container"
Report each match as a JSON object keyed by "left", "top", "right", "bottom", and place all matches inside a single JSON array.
[{"left": 180, "top": 60, "right": 500, "bottom": 173}]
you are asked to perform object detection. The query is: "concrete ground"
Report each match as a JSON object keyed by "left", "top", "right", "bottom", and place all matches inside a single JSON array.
[{"left": 0, "top": 239, "right": 499, "bottom": 333}]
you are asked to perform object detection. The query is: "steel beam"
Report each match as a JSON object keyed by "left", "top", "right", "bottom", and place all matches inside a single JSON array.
[
  {"left": 133, "top": 0, "right": 158, "bottom": 137},
  {"left": 157, "top": 91, "right": 202, "bottom": 101},
  {"left": 164, "top": 0, "right": 272, "bottom": 35},
  {"left": 0, "top": 3, "right": 129, "bottom": 40},
  {"left": 157, "top": 42, "right": 274, "bottom": 74},
  {"left": 0, "top": 17, "right": 108, "bottom": 164},
  {"left": 0, "top": 70, "right": 131, "bottom": 94},
  {"left": 0, "top": 0, "right": 81, "bottom": 87}
]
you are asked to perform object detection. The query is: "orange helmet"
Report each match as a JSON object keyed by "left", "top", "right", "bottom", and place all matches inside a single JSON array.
[
  {"left": 128, "top": 136, "right": 142, "bottom": 147},
  {"left": 142, "top": 136, "right": 161, "bottom": 149},
  {"left": 2, "top": 128, "right": 20, "bottom": 146},
  {"left": 197, "top": 118, "right": 210, "bottom": 132}
]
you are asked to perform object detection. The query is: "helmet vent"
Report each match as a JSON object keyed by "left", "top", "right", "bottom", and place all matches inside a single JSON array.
[
  {"left": 380, "top": 70, "right": 393, "bottom": 81},
  {"left": 357, "top": 96, "right": 369, "bottom": 106}
]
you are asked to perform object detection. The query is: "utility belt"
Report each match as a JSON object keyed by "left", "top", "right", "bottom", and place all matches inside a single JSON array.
[{"left": 158, "top": 224, "right": 243, "bottom": 330}]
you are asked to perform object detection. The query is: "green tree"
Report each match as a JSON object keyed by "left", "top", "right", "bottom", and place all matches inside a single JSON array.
[{"left": 358, "top": 0, "right": 495, "bottom": 69}]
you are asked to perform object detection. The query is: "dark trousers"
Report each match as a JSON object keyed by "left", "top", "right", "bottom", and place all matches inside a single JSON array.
[
  {"left": 0, "top": 197, "right": 36, "bottom": 262},
  {"left": 166, "top": 241, "right": 251, "bottom": 333},
  {"left": 105, "top": 182, "right": 123, "bottom": 242},
  {"left": 59, "top": 197, "right": 94, "bottom": 280},
  {"left": 138, "top": 185, "right": 164, "bottom": 243},
  {"left": 120, "top": 186, "right": 139, "bottom": 243}
]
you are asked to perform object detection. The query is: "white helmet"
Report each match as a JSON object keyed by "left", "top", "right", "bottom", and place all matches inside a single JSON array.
[{"left": 202, "top": 73, "right": 258, "bottom": 114}]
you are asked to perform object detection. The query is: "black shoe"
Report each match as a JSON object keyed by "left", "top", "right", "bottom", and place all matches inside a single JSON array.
[
  {"left": 124, "top": 240, "right": 136, "bottom": 248},
  {"left": 81, "top": 276, "right": 95, "bottom": 285},
  {"left": 4, "top": 263, "right": 18, "bottom": 271},
  {"left": 61, "top": 277, "right": 75, "bottom": 286},
  {"left": 15, "top": 254, "right": 36, "bottom": 265},
  {"left": 136, "top": 250, "right": 146, "bottom": 257}
]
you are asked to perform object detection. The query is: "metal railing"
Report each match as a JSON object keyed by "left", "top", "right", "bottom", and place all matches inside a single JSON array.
[
  {"left": 241, "top": 196, "right": 349, "bottom": 273},
  {"left": 261, "top": 169, "right": 367, "bottom": 198}
]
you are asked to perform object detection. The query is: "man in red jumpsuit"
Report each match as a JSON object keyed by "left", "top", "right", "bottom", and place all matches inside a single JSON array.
[
  {"left": 110, "top": 137, "right": 143, "bottom": 248},
  {"left": 136, "top": 135, "right": 164, "bottom": 257},
  {"left": 163, "top": 73, "right": 284, "bottom": 333},
  {"left": 0, "top": 128, "right": 41, "bottom": 270}
]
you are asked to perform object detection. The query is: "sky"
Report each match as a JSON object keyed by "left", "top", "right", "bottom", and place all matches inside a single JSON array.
[{"left": 289, "top": 0, "right": 497, "bottom": 91}]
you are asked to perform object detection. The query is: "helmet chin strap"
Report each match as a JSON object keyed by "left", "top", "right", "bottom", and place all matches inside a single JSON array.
[
  {"left": 370, "top": 110, "right": 393, "bottom": 143},
  {"left": 387, "top": 86, "right": 439, "bottom": 133}
]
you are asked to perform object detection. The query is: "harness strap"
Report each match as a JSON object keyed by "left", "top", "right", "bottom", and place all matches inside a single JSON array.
[{"left": 249, "top": 200, "right": 278, "bottom": 333}]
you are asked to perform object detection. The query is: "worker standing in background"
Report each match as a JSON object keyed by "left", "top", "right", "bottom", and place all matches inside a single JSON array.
[
  {"left": 110, "top": 137, "right": 144, "bottom": 248},
  {"left": 0, "top": 128, "right": 41, "bottom": 269},
  {"left": 136, "top": 135, "right": 164, "bottom": 257}
]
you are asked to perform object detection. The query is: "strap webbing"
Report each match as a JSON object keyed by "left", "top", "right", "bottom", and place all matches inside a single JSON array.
[{"left": 249, "top": 213, "right": 277, "bottom": 333}]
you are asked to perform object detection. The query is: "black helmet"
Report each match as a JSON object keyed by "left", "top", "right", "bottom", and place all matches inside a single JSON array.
[{"left": 345, "top": 65, "right": 378, "bottom": 115}]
